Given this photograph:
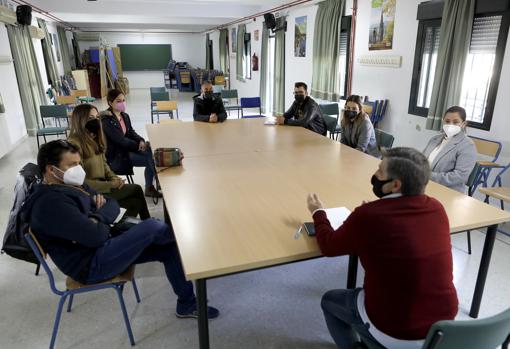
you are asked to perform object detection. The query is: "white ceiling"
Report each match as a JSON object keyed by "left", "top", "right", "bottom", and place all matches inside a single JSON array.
[{"left": 25, "top": 0, "right": 289, "bottom": 32}]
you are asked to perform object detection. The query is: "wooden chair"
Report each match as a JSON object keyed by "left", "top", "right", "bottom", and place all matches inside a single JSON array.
[
  {"left": 154, "top": 101, "right": 179, "bottom": 123},
  {"left": 25, "top": 230, "right": 141, "bottom": 349},
  {"left": 469, "top": 136, "right": 503, "bottom": 193}
]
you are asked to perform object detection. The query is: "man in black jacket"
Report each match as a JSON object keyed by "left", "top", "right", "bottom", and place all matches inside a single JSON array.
[
  {"left": 276, "top": 82, "right": 327, "bottom": 136},
  {"left": 24, "top": 140, "right": 219, "bottom": 319},
  {"left": 193, "top": 81, "right": 227, "bottom": 123}
]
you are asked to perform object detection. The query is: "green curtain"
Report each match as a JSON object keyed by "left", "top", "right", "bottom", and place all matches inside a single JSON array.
[
  {"left": 219, "top": 29, "right": 229, "bottom": 74},
  {"left": 259, "top": 24, "right": 270, "bottom": 114},
  {"left": 426, "top": 0, "right": 475, "bottom": 130},
  {"left": 205, "top": 33, "right": 213, "bottom": 70},
  {"left": 7, "top": 25, "right": 47, "bottom": 135},
  {"left": 57, "top": 26, "right": 74, "bottom": 73},
  {"left": 72, "top": 32, "right": 83, "bottom": 68},
  {"left": 273, "top": 17, "right": 286, "bottom": 114},
  {"left": 311, "top": 0, "right": 345, "bottom": 101},
  {"left": 37, "top": 18, "right": 60, "bottom": 89},
  {"left": 236, "top": 24, "right": 246, "bottom": 81}
]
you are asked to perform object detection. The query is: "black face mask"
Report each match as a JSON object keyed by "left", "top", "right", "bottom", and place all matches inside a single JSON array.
[
  {"left": 295, "top": 94, "right": 306, "bottom": 103},
  {"left": 371, "top": 175, "right": 394, "bottom": 198},
  {"left": 85, "top": 118, "right": 101, "bottom": 135},
  {"left": 204, "top": 91, "right": 213, "bottom": 100},
  {"left": 345, "top": 110, "right": 358, "bottom": 120}
]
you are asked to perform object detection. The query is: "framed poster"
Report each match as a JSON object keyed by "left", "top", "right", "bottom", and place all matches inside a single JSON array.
[
  {"left": 294, "top": 16, "right": 307, "bottom": 57},
  {"left": 369, "top": 0, "right": 396, "bottom": 50}
]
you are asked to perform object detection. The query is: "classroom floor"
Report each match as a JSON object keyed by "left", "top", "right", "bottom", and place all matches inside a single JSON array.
[{"left": 1, "top": 89, "right": 509, "bottom": 348}]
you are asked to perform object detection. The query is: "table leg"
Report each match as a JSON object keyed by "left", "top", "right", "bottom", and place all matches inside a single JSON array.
[
  {"left": 197, "top": 279, "right": 210, "bottom": 349},
  {"left": 469, "top": 224, "right": 498, "bottom": 318},
  {"left": 346, "top": 255, "right": 358, "bottom": 289}
]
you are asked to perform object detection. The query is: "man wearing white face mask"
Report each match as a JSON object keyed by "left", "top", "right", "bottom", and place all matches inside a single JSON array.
[
  {"left": 422, "top": 106, "right": 477, "bottom": 193},
  {"left": 23, "top": 140, "right": 220, "bottom": 319}
]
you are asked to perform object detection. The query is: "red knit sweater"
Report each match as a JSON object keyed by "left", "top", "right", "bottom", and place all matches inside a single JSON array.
[{"left": 313, "top": 195, "right": 458, "bottom": 340}]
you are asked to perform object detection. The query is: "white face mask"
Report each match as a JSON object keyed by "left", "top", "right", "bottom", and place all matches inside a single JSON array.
[
  {"left": 443, "top": 124, "right": 462, "bottom": 138},
  {"left": 53, "top": 165, "right": 86, "bottom": 186}
]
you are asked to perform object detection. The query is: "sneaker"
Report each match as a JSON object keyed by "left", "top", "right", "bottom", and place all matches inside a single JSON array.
[
  {"left": 175, "top": 303, "right": 220, "bottom": 319},
  {"left": 145, "top": 185, "right": 163, "bottom": 198}
]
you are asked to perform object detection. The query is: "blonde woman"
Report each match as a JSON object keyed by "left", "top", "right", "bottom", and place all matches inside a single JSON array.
[{"left": 68, "top": 103, "right": 150, "bottom": 219}]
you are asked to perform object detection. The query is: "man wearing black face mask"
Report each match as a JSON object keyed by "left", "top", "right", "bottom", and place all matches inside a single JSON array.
[
  {"left": 193, "top": 80, "right": 227, "bottom": 123},
  {"left": 306, "top": 147, "right": 457, "bottom": 349},
  {"left": 276, "top": 82, "right": 327, "bottom": 136}
]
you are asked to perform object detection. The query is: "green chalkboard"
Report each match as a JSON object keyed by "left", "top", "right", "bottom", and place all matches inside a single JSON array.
[{"left": 118, "top": 44, "right": 172, "bottom": 71}]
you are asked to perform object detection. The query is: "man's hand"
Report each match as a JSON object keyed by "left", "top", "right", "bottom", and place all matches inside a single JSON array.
[
  {"left": 307, "top": 193, "right": 324, "bottom": 214},
  {"left": 93, "top": 194, "right": 106, "bottom": 209},
  {"left": 139, "top": 141, "right": 146, "bottom": 152},
  {"left": 276, "top": 115, "right": 286, "bottom": 125},
  {"left": 209, "top": 114, "right": 218, "bottom": 123}
]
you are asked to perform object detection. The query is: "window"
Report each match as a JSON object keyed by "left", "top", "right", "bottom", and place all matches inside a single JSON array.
[
  {"left": 338, "top": 16, "right": 352, "bottom": 99},
  {"left": 408, "top": 19, "right": 441, "bottom": 117},
  {"left": 409, "top": 13, "right": 509, "bottom": 130},
  {"left": 243, "top": 33, "right": 252, "bottom": 80}
]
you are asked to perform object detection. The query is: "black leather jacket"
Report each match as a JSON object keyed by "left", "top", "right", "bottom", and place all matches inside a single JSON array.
[
  {"left": 193, "top": 94, "right": 227, "bottom": 122},
  {"left": 283, "top": 96, "right": 327, "bottom": 136}
]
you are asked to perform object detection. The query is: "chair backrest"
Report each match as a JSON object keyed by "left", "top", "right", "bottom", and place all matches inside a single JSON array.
[
  {"left": 469, "top": 136, "right": 502, "bottom": 162},
  {"left": 159, "top": 119, "right": 182, "bottom": 125},
  {"left": 466, "top": 162, "right": 482, "bottom": 189},
  {"left": 70, "top": 89, "right": 87, "bottom": 97},
  {"left": 323, "top": 115, "right": 338, "bottom": 133},
  {"left": 375, "top": 129, "right": 395, "bottom": 149},
  {"left": 180, "top": 71, "right": 191, "bottom": 84},
  {"left": 155, "top": 101, "right": 178, "bottom": 111},
  {"left": 151, "top": 91, "right": 170, "bottom": 102},
  {"left": 214, "top": 75, "right": 225, "bottom": 85},
  {"left": 240, "top": 97, "right": 261, "bottom": 108},
  {"left": 221, "top": 89, "right": 239, "bottom": 99},
  {"left": 422, "top": 307, "right": 510, "bottom": 349},
  {"left": 320, "top": 103, "right": 340, "bottom": 119},
  {"left": 40, "top": 105, "right": 68, "bottom": 119},
  {"left": 56, "top": 95, "right": 77, "bottom": 105},
  {"left": 150, "top": 87, "right": 166, "bottom": 94},
  {"left": 24, "top": 230, "right": 63, "bottom": 296}
]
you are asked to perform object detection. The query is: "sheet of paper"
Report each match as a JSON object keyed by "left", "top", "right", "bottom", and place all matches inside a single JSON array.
[
  {"left": 264, "top": 117, "right": 277, "bottom": 125},
  {"left": 323, "top": 207, "right": 351, "bottom": 230},
  {"left": 114, "top": 207, "right": 127, "bottom": 224}
]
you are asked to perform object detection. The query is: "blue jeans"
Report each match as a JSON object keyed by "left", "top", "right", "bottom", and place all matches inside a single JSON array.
[
  {"left": 321, "top": 288, "right": 384, "bottom": 349},
  {"left": 129, "top": 145, "right": 156, "bottom": 188},
  {"left": 87, "top": 219, "right": 195, "bottom": 307}
]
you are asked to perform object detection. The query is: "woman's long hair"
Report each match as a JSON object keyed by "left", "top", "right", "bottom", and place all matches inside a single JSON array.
[{"left": 69, "top": 104, "right": 106, "bottom": 159}]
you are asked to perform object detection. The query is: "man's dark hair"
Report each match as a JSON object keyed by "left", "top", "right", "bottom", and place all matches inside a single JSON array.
[
  {"left": 37, "top": 140, "right": 80, "bottom": 174},
  {"left": 294, "top": 82, "right": 307, "bottom": 90},
  {"left": 444, "top": 106, "right": 467, "bottom": 121},
  {"left": 202, "top": 80, "right": 213, "bottom": 86},
  {"left": 381, "top": 147, "right": 431, "bottom": 196}
]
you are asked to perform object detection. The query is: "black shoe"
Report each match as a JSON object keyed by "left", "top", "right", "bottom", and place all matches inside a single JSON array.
[
  {"left": 175, "top": 303, "right": 220, "bottom": 319},
  {"left": 145, "top": 185, "right": 163, "bottom": 198}
]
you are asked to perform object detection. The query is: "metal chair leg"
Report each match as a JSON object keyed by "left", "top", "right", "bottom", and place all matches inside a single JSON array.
[
  {"left": 50, "top": 294, "right": 68, "bottom": 349},
  {"left": 35, "top": 263, "right": 41, "bottom": 276},
  {"left": 67, "top": 294, "right": 74, "bottom": 312},
  {"left": 115, "top": 285, "right": 135, "bottom": 346},
  {"left": 467, "top": 231, "right": 472, "bottom": 255},
  {"left": 36, "top": 136, "right": 40, "bottom": 148},
  {"left": 132, "top": 278, "right": 141, "bottom": 303}
]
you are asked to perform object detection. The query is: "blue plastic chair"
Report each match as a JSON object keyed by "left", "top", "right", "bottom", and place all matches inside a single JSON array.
[
  {"left": 240, "top": 97, "right": 263, "bottom": 118},
  {"left": 469, "top": 136, "right": 504, "bottom": 193},
  {"left": 25, "top": 231, "right": 141, "bottom": 348}
]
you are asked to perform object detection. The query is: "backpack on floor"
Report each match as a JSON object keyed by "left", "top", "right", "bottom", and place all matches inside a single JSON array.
[{"left": 1, "top": 163, "right": 41, "bottom": 264}]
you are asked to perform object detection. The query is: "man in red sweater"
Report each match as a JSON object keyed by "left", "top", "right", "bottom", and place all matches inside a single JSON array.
[{"left": 307, "top": 147, "right": 458, "bottom": 349}]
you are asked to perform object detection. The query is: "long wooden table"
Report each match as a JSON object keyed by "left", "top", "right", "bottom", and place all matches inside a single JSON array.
[{"left": 147, "top": 119, "right": 510, "bottom": 349}]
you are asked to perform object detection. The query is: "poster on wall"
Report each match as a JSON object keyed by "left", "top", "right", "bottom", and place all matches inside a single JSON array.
[
  {"left": 52, "top": 33, "right": 61, "bottom": 62},
  {"left": 369, "top": 0, "right": 396, "bottom": 51},
  {"left": 231, "top": 28, "right": 237, "bottom": 53},
  {"left": 294, "top": 16, "right": 307, "bottom": 57}
]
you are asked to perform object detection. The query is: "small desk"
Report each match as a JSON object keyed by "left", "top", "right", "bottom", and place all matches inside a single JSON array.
[{"left": 147, "top": 119, "right": 510, "bottom": 349}]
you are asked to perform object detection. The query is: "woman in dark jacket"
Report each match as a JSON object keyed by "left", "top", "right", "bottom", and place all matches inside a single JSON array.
[{"left": 100, "top": 89, "right": 161, "bottom": 197}]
